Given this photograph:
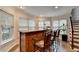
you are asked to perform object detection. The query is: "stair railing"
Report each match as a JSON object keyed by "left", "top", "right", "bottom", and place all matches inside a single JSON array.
[{"left": 70, "top": 17, "right": 74, "bottom": 49}]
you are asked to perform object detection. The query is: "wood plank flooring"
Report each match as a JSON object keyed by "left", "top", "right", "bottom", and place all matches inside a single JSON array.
[{"left": 12, "top": 39, "right": 75, "bottom": 52}]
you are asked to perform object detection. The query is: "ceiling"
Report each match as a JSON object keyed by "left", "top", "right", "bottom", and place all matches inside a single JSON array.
[{"left": 18, "top": 6, "right": 76, "bottom": 17}]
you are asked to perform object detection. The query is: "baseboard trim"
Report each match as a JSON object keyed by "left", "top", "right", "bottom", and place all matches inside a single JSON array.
[{"left": 8, "top": 43, "right": 19, "bottom": 52}]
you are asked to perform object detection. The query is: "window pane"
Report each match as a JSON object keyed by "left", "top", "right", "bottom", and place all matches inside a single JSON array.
[
  {"left": 28, "top": 20, "right": 36, "bottom": 30},
  {"left": 28, "top": 20, "right": 35, "bottom": 27},
  {"left": 44, "top": 21, "right": 50, "bottom": 27},
  {"left": 59, "top": 20, "right": 67, "bottom": 34},
  {"left": 0, "top": 10, "right": 14, "bottom": 41},
  {"left": 39, "top": 21, "right": 44, "bottom": 30},
  {"left": 19, "top": 17, "right": 28, "bottom": 30},
  {"left": 53, "top": 21, "right": 58, "bottom": 30}
]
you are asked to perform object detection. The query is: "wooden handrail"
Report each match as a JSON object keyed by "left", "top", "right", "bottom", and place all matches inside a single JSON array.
[{"left": 70, "top": 17, "right": 74, "bottom": 49}]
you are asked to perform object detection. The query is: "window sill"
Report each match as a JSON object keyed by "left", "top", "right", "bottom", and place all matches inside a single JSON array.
[{"left": 0, "top": 37, "right": 14, "bottom": 46}]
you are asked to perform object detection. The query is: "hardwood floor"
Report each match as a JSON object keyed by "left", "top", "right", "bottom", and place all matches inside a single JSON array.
[
  {"left": 52, "top": 39, "right": 75, "bottom": 52},
  {"left": 12, "top": 39, "right": 75, "bottom": 52},
  {"left": 9, "top": 44, "right": 20, "bottom": 52}
]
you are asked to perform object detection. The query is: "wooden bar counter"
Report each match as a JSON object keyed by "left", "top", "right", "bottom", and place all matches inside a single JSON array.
[{"left": 19, "top": 29, "right": 46, "bottom": 52}]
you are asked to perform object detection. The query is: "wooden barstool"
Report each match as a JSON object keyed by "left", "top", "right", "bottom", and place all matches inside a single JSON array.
[
  {"left": 50, "top": 31, "right": 57, "bottom": 51},
  {"left": 54, "top": 30, "right": 60, "bottom": 52},
  {"left": 32, "top": 32, "right": 45, "bottom": 52},
  {"left": 44, "top": 32, "right": 52, "bottom": 52},
  {"left": 32, "top": 30, "right": 52, "bottom": 52},
  {"left": 51, "top": 31, "right": 57, "bottom": 44},
  {"left": 56, "top": 30, "right": 60, "bottom": 45}
]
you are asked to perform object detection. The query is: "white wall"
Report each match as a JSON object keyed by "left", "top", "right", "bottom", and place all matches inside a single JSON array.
[{"left": 72, "top": 8, "right": 79, "bottom": 20}]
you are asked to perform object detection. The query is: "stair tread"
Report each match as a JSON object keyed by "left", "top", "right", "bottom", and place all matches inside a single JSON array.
[
  {"left": 74, "top": 43, "right": 79, "bottom": 46},
  {"left": 73, "top": 33, "right": 79, "bottom": 35},
  {"left": 73, "top": 30, "right": 79, "bottom": 33},
  {"left": 74, "top": 38, "right": 79, "bottom": 40},
  {"left": 74, "top": 41, "right": 79, "bottom": 44},
  {"left": 73, "top": 45, "right": 79, "bottom": 49},
  {"left": 73, "top": 25, "right": 79, "bottom": 26},
  {"left": 73, "top": 44, "right": 79, "bottom": 49},
  {"left": 73, "top": 23, "right": 79, "bottom": 24},
  {"left": 74, "top": 30, "right": 79, "bottom": 31},
  {"left": 73, "top": 24, "right": 79, "bottom": 26},
  {"left": 73, "top": 37, "right": 79, "bottom": 39},
  {"left": 74, "top": 32, "right": 79, "bottom": 34},
  {"left": 73, "top": 27, "right": 79, "bottom": 28},
  {"left": 73, "top": 34, "right": 79, "bottom": 36},
  {"left": 74, "top": 30, "right": 79, "bottom": 33},
  {"left": 73, "top": 35, "right": 79, "bottom": 37},
  {"left": 73, "top": 48, "right": 79, "bottom": 51},
  {"left": 72, "top": 21, "right": 79, "bottom": 22},
  {"left": 74, "top": 29, "right": 79, "bottom": 31}
]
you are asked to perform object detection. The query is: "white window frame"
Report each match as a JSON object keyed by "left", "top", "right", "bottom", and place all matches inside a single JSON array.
[
  {"left": 52, "top": 19, "right": 67, "bottom": 34},
  {"left": 19, "top": 17, "right": 28, "bottom": 31},
  {"left": 28, "top": 20, "right": 36, "bottom": 30},
  {"left": 0, "top": 9, "right": 14, "bottom": 45}
]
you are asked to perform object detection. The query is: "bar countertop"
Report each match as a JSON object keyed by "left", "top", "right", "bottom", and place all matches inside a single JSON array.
[{"left": 19, "top": 29, "right": 46, "bottom": 33}]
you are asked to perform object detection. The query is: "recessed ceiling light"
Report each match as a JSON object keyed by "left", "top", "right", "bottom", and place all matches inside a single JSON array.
[
  {"left": 55, "top": 6, "right": 58, "bottom": 8},
  {"left": 19, "top": 6, "right": 24, "bottom": 9}
]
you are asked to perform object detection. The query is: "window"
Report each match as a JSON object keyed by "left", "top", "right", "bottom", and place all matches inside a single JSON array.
[
  {"left": 19, "top": 17, "right": 28, "bottom": 31},
  {"left": 52, "top": 19, "right": 67, "bottom": 34},
  {"left": 0, "top": 9, "right": 14, "bottom": 44},
  {"left": 59, "top": 20, "right": 67, "bottom": 34},
  {"left": 44, "top": 21, "right": 50, "bottom": 27},
  {"left": 52, "top": 20, "right": 59, "bottom": 30},
  {"left": 38, "top": 20, "right": 51, "bottom": 30},
  {"left": 28, "top": 20, "right": 36, "bottom": 30},
  {"left": 38, "top": 20, "right": 44, "bottom": 30}
]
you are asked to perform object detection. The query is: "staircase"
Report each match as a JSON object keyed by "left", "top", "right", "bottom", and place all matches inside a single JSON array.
[{"left": 72, "top": 20, "right": 79, "bottom": 51}]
